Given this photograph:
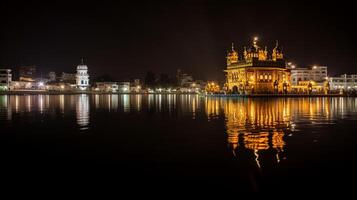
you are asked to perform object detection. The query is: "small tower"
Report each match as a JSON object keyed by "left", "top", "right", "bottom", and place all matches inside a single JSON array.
[
  {"left": 258, "top": 46, "right": 268, "bottom": 61},
  {"left": 226, "top": 43, "right": 238, "bottom": 65},
  {"left": 243, "top": 46, "right": 248, "bottom": 60},
  {"left": 272, "top": 40, "right": 284, "bottom": 61},
  {"left": 76, "top": 58, "right": 90, "bottom": 90}
]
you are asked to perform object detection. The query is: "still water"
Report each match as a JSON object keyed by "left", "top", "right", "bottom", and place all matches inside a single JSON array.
[{"left": 1, "top": 94, "right": 357, "bottom": 190}]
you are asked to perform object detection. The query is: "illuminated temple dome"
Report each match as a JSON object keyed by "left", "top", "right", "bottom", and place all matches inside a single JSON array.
[
  {"left": 243, "top": 37, "right": 268, "bottom": 61},
  {"left": 224, "top": 37, "right": 291, "bottom": 94},
  {"left": 76, "top": 58, "right": 90, "bottom": 90}
]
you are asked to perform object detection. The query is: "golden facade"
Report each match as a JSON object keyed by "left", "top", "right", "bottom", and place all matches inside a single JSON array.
[{"left": 225, "top": 39, "right": 291, "bottom": 94}]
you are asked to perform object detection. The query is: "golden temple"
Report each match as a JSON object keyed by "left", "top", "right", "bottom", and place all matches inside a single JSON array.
[{"left": 225, "top": 38, "right": 291, "bottom": 94}]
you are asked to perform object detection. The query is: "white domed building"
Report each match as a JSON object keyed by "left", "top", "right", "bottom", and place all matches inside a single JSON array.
[{"left": 76, "top": 59, "right": 90, "bottom": 90}]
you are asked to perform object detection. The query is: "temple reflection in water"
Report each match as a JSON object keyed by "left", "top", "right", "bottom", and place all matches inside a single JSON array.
[
  {"left": 204, "top": 97, "right": 357, "bottom": 167},
  {"left": 205, "top": 97, "right": 291, "bottom": 166}
]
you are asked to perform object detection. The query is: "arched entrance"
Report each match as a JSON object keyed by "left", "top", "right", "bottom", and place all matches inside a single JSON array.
[{"left": 232, "top": 86, "right": 238, "bottom": 93}]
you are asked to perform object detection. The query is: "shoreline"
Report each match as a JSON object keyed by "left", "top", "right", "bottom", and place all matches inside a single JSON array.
[
  {"left": 202, "top": 93, "right": 348, "bottom": 98},
  {"left": 0, "top": 91, "right": 200, "bottom": 95},
  {"left": 0, "top": 91, "right": 354, "bottom": 97}
]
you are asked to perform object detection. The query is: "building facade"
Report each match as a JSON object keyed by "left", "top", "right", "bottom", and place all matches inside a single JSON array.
[
  {"left": 94, "top": 82, "right": 119, "bottom": 92},
  {"left": 76, "top": 59, "right": 90, "bottom": 90},
  {"left": 329, "top": 74, "right": 357, "bottom": 91},
  {"left": 19, "top": 66, "right": 36, "bottom": 82},
  {"left": 225, "top": 39, "right": 291, "bottom": 94},
  {"left": 290, "top": 66, "right": 328, "bottom": 94},
  {"left": 118, "top": 82, "right": 130, "bottom": 93},
  {"left": 291, "top": 65, "right": 327, "bottom": 86},
  {"left": 130, "top": 79, "right": 142, "bottom": 92},
  {"left": 0, "top": 69, "right": 12, "bottom": 91}
]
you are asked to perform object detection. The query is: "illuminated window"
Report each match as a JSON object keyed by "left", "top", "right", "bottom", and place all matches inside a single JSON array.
[
  {"left": 268, "top": 75, "right": 272, "bottom": 80},
  {"left": 260, "top": 75, "right": 263, "bottom": 80},
  {"left": 264, "top": 75, "right": 268, "bottom": 80}
]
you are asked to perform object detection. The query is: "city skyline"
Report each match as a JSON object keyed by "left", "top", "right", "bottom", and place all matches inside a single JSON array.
[{"left": 1, "top": 1, "right": 357, "bottom": 81}]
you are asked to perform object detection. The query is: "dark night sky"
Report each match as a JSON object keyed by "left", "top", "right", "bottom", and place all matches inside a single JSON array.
[{"left": 1, "top": 0, "right": 356, "bottom": 81}]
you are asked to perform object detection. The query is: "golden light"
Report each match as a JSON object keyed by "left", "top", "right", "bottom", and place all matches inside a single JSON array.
[{"left": 254, "top": 36, "right": 258, "bottom": 41}]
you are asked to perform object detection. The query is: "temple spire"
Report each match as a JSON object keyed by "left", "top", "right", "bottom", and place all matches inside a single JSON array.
[
  {"left": 81, "top": 58, "right": 84, "bottom": 65},
  {"left": 253, "top": 37, "right": 259, "bottom": 49},
  {"left": 231, "top": 42, "right": 235, "bottom": 51}
]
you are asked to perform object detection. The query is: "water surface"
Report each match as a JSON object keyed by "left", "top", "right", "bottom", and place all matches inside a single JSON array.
[{"left": 1, "top": 94, "right": 356, "bottom": 191}]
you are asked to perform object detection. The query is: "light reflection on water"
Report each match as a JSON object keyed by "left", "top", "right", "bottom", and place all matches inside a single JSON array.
[
  {"left": 1, "top": 95, "right": 357, "bottom": 161},
  {"left": 1, "top": 95, "right": 357, "bottom": 126},
  {"left": 76, "top": 94, "right": 90, "bottom": 130}
]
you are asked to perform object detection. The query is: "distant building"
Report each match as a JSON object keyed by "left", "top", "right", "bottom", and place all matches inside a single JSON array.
[
  {"left": 61, "top": 73, "right": 76, "bottom": 84},
  {"left": 19, "top": 66, "right": 37, "bottom": 82},
  {"left": 329, "top": 74, "right": 357, "bottom": 91},
  {"left": 94, "top": 82, "right": 119, "bottom": 92},
  {"left": 205, "top": 81, "right": 220, "bottom": 93},
  {"left": 132, "top": 79, "right": 141, "bottom": 87},
  {"left": 188, "top": 81, "right": 205, "bottom": 93},
  {"left": 225, "top": 39, "right": 291, "bottom": 94},
  {"left": 291, "top": 65, "right": 328, "bottom": 86},
  {"left": 291, "top": 80, "right": 328, "bottom": 94},
  {"left": 46, "top": 83, "right": 75, "bottom": 91},
  {"left": 130, "top": 79, "right": 142, "bottom": 92},
  {"left": 76, "top": 59, "right": 90, "bottom": 90},
  {"left": 118, "top": 82, "right": 130, "bottom": 93},
  {"left": 0, "top": 69, "right": 12, "bottom": 91},
  {"left": 48, "top": 71, "right": 57, "bottom": 82},
  {"left": 10, "top": 81, "right": 35, "bottom": 90},
  {"left": 290, "top": 65, "right": 328, "bottom": 94}
]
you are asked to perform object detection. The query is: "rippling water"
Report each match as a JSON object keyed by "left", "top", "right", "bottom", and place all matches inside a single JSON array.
[{"left": 1, "top": 94, "right": 357, "bottom": 191}]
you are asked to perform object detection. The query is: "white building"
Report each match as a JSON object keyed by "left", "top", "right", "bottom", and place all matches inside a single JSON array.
[
  {"left": 76, "top": 59, "right": 90, "bottom": 90},
  {"left": 0, "top": 69, "right": 12, "bottom": 91},
  {"left": 118, "top": 82, "right": 130, "bottom": 93},
  {"left": 329, "top": 74, "right": 357, "bottom": 91},
  {"left": 291, "top": 65, "right": 328, "bottom": 85},
  {"left": 94, "top": 82, "right": 119, "bottom": 93}
]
